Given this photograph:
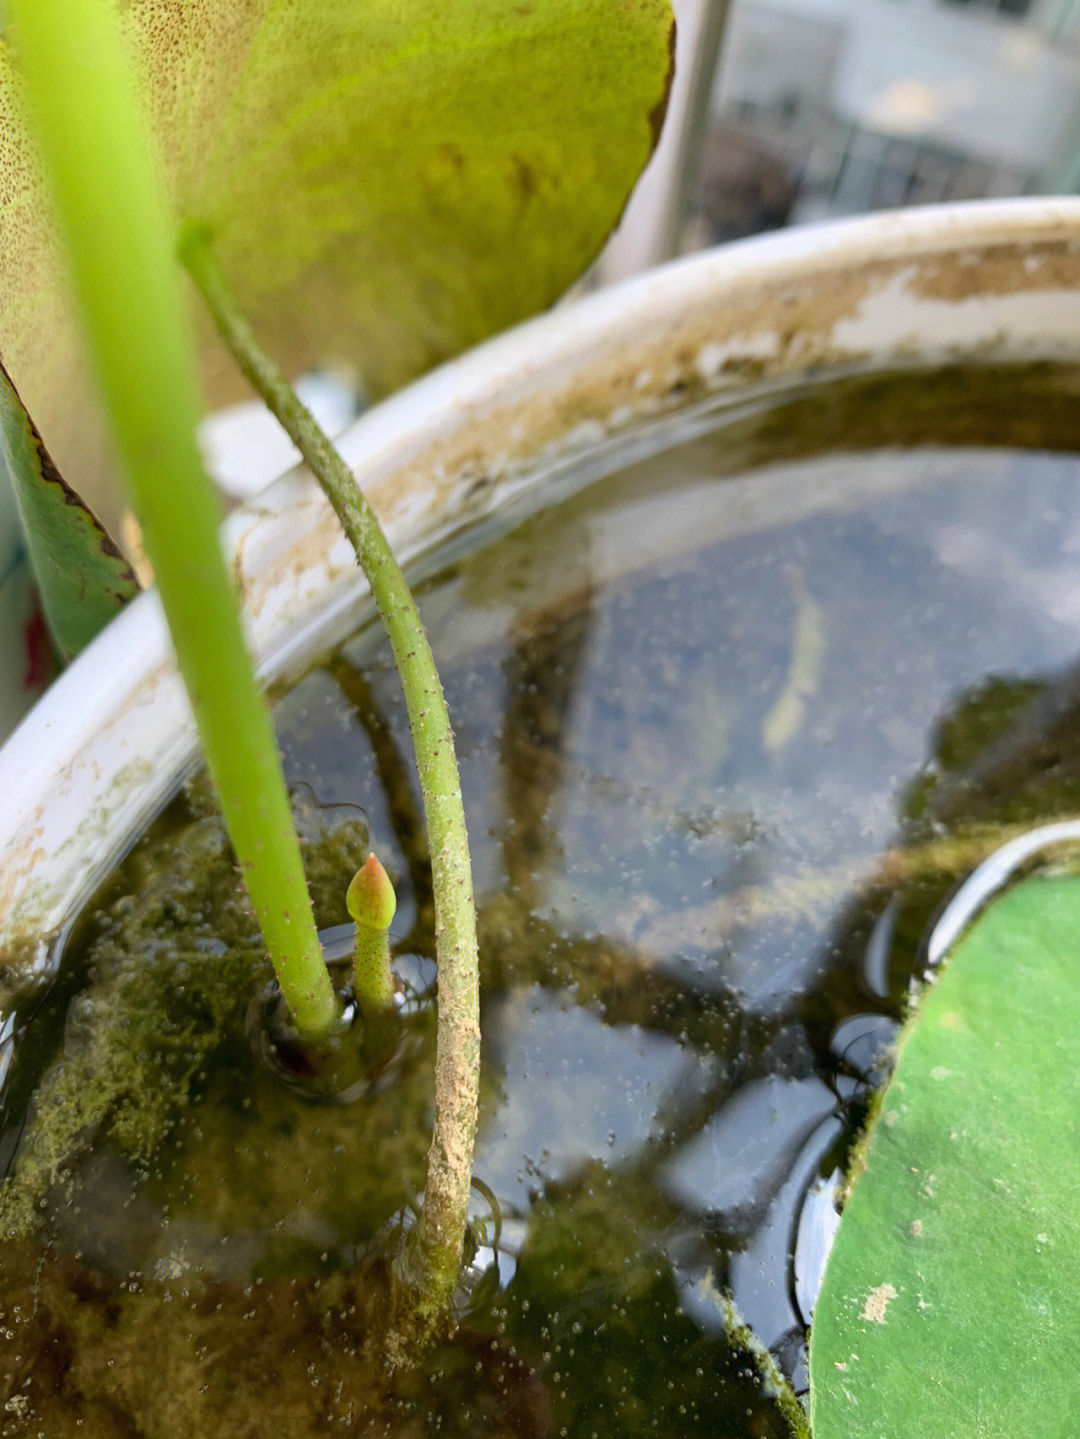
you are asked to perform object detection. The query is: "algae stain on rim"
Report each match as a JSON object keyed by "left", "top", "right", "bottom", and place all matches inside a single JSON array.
[{"left": 4, "top": 197, "right": 1080, "bottom": 964}]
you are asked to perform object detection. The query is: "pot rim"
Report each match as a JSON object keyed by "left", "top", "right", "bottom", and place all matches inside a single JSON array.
[{"left": 5, "top": 194, "right": 1080, "bottom": 959}]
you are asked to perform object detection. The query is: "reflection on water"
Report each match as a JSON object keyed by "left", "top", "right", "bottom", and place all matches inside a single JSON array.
[
  {"left": 5, "top": 435, "right": 1080, "bottom": 1434},
  {"left": 284, "top": 441, "right": 1080, "bottom": 1402}
]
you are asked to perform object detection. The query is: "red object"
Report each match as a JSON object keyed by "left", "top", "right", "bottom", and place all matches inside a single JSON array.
[{"left": 22, "top": 594, "right": 54, "bottom": 690}]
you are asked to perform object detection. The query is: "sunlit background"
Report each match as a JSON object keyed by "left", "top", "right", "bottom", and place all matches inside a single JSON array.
[{"left": 601, "top": 0, "right": 1080, "bottom": 280}]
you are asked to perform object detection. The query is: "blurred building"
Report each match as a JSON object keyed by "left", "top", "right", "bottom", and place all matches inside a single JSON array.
[{"left": 698, "top": 0, "right": 1080, "bottom": 236}]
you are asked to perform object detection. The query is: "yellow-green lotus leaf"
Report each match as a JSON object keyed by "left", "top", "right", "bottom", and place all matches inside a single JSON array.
[{"left": 0, "top": 0, "right": 674, "bottom": 534}]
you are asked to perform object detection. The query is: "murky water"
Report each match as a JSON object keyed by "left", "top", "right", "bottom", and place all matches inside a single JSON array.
[{"left": 4, "top": 415, "right": 1080, "bottom": 1435}]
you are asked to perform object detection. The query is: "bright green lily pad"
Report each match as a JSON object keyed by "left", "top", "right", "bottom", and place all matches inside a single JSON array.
[
  {"left": 810, "top": 873, "right": 1080, "bottom": 1438},
  {"left": 0, "top": 0, "right": 674, "bottom": 540}
]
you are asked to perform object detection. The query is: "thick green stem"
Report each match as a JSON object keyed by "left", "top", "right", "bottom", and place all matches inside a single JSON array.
[
  {"left": 8, "top": 0, "right": 339, "bottom": 1040},
  {"left": 182, "top": 230, "right": 481, "bottom": 1339}
]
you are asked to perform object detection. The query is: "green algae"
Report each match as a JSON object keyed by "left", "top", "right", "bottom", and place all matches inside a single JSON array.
[
  {"left": 0, "top": 1239, "right": 550, "bottom": 1438},
  {"left": 482, "top": 1162, "right": 803, "bottom": 1438},
  {"left": 0, "top": 786, "right": 371, "bottom": 1244}
]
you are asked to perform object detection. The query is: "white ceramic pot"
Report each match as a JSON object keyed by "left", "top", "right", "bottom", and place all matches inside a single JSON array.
[{"left": 5, "top": 196, "right": 1080, "bottom": 968}]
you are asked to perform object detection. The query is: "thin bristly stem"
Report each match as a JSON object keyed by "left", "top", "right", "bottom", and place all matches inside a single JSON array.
[{"left": 181, "top": 225, "right": 481, "bottom": 1346}]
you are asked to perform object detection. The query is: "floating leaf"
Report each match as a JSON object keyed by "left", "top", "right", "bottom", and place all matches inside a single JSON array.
[
  {"left": 0, "top": 360, "right": 138, "bottom": 658},
  {"left": 809, "top": 873, "right": 1080, "bottom": 1438},
  {"left": 0, "top": 0, "right": 675, "bottom": 538}
]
